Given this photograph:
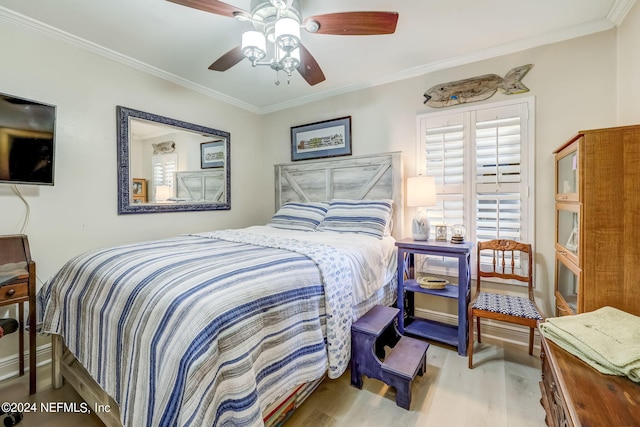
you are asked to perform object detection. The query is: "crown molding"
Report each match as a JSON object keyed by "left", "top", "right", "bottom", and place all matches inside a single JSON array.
[
  {"left": 0, "top": 6, "right": 261, "bottom": 114},
  {"left": 260, "top": 17, "right": 616, "bottom": 114},
  {"left": 607, "top": 0, "right": 637, "bottom": 26}
]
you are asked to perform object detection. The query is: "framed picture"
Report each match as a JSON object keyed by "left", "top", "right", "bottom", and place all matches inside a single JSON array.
[
  {"left": 435, "top": 225, "right": 447, "bottom": 242},
  {"left": 291, "top": 116, "right": 352, "bottom": 161},
  {"left": 201, "top": 140, "right": 225, "bottom": 169}
]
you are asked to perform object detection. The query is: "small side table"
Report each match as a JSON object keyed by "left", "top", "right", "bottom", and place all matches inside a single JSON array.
[
  {"left": 396, "top": 238, "right": 472, "bottom": 356},
  {"left": 0, "top": 235, "right": 37, "bottom": 394}
]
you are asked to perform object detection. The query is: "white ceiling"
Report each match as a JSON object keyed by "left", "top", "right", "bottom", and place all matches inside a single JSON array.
[{"left": 0, "top": 0, "right": 635, "bottom": 113}]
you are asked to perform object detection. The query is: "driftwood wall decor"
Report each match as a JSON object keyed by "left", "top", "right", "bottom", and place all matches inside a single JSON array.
[
  {"left": 423, "top": 64, "right": 532, "bottom": 107},
  {"left": 152, "top": 141, "right": 176, "bottom": 154}
]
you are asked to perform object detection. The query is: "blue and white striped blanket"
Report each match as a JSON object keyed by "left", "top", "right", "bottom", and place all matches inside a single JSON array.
[{"left": 38, "top": 228, "right": 393, "bottom": 426}]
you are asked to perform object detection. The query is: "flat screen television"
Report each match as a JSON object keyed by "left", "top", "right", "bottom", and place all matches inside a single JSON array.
[{"left": 0, "top": 92, "right": 56, "bottom": 185}]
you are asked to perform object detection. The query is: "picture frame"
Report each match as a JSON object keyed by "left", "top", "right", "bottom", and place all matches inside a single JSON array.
[
  {"left": 201, "top": 140, "right": 225, "bottom": 169},
  {"left": 291, "top": 116, "right": 352, "bottom": 161},
  {"left": 565, "top": 226, "right": 578, "bottom": 252},
  {"left": 435, "top": 224, "right": 448, "bottom": 242}
]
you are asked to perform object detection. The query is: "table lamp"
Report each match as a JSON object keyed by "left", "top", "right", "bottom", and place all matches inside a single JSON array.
[
  {"left": 155, "top": 185, "right": 172, "bottom": 202},
  {"left": 407, "top": 175, "right": 437, "bottom": 240}
]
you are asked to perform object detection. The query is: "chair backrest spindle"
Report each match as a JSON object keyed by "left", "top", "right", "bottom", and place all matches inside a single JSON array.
[{"left": 475, "top": 239, "right": 533, "bottom": 296}]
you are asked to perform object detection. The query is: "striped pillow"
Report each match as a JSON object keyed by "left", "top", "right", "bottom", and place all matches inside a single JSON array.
[
  {"left": 267, "top": 202, "right": 329, "bottom": 231},
  {"left": 318, "top": 199, "right": 393, "bottom": 239}
]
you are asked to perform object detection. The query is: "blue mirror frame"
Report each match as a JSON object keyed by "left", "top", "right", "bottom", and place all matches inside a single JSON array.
[{"left": 116, "top": 106, "right": 231, "bottom": 214}]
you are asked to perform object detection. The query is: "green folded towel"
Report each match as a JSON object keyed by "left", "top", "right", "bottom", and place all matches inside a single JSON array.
[{"left": 539, "top": 306, "right": 640, "bottom": 382}]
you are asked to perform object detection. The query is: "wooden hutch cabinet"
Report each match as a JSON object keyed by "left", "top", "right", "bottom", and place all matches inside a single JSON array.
[{"left": 553, "top": 124, "right": 640, "bottom": 316}]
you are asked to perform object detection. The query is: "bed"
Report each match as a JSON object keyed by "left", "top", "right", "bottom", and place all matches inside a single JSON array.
[{"left": 37, "top": 152, "right": 403, "bottom": 427}]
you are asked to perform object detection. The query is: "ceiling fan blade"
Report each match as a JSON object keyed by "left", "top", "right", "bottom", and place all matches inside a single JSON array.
[
  {"left": 209, "top": 46, "right": 245, "bottom": 71},
  {"left": 166, "top": 0, "right": 247, "bottom": 18},
  {"left": 304, "top": 11, "right": 398, "bottom": 35},
  {"left": 297, "top": 44, "right": 325, "bottom": 86}
]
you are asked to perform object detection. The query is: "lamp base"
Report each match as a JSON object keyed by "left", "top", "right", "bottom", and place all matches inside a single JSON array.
[{"left": 411, "top": 212, "right": 431, "bottom": 241}]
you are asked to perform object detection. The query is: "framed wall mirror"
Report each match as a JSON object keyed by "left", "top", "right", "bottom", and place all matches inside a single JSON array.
[{"left": 117, "top": 106, "right": 230, "bottom": 214}]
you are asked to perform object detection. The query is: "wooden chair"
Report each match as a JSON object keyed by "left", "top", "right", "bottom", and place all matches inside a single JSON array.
[
  {"left": 0, "top": 234, "right": 37, "bottom": 393},
  {"left": 467, "top": 239, "right": 543, "bottom": 369}
]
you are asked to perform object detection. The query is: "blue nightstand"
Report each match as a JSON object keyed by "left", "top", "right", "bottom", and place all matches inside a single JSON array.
[{"left": 395, "top": 238, "right": 473, "bottom": 356}]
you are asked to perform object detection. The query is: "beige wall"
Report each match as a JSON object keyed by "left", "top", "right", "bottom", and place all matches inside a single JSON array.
[
  {"left": 0, "top": 19, "right": 264, "bottom": 273},
  {"left": 617, "top": 1, "right": 640, "bottom": 124},
  {"left": 260, "top": 30, "right": 619, "bottom": 318},
  {"left": 0, "top": 19, "right": 263, "bottom": 363}
]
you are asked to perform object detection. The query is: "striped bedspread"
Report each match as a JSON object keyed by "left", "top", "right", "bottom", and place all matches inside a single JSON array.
[{"left": 37, "top": 227, "right": 395, "bottom": 427}]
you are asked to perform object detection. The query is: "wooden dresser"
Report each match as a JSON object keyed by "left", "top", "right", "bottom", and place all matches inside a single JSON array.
[
  {"left": 553, "top": 125, "right": 640, "bottom": 316},
  {"left": 539, "top": 333, "right": 640, "bottom": 427}
]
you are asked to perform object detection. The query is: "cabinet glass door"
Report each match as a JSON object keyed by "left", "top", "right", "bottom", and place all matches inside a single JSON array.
[
  {"left": 555, "top": 138, "right": 579, "bottom": 201},
  {"left": 556, "top": 203, "right": 580, "bottom": 265},
  {"left": 555, "top": 253, "right": 581, "bottom": 315}
]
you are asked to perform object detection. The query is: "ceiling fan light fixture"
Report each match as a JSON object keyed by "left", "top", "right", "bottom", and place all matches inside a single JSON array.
[
  {"left": 174, "top": 0, "right": 399, "bottom": 87},
  {"left": 274, "top": 17, "right": 300, "bottom": 52},
  {"left": 241, "top": 30, "right": 267, "bottom": 63},
  {"left": 278, "top": 46, "right": 300, "bottom": 74}
]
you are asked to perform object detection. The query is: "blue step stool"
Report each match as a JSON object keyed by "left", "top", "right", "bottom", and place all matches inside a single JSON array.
[{"left": 351, "top": 305, "right": 429, "bottom": 410}]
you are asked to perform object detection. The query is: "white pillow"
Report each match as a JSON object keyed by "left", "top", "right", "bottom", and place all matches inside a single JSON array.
[
  {"left": 267, "top": 202, "right": 329, "bottom": 231},
  {"left": 317, "top": 199, "right": 393, "bottom": 239}
]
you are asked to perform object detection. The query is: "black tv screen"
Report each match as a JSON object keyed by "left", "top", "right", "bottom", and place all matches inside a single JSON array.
[{"left": 0, "top": 92, "right": 56, "bottom": 185}]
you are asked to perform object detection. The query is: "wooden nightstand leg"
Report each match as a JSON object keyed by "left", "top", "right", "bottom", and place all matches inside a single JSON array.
[
  {"left": 29, "top": 298, "right": 37, "bottom": 394},
  {"left": 18, "top": 302, "right": 25, "bottom": 376}
]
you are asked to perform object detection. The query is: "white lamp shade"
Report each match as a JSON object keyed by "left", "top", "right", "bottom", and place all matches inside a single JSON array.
[
  {"left": 274, "top": 17, "right": 300, "bottom": 50},
  {"left": 155, "top": 185, "right": 172, "bottom": 202},
  {"left": 407, "top": 176, "right": 436, "bottom": 207},
  {"left": 241, "top": 31, "right": 266, "bottom": 59}
]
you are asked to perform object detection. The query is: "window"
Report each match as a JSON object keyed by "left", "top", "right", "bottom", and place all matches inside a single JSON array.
[
  {"left": 416, "top": 98, "right": 534, "bottom": 278},
  {"left": 151, "top": 153, "right": 177, "bottom": 202}
]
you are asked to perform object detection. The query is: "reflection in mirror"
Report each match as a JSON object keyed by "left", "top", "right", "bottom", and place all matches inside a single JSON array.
[{"left": 117, "top": 106, "right": 230, "bottom": 214}]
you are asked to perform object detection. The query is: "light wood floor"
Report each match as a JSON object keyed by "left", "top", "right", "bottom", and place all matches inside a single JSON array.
[
  {"left": 1, "top": 339, "right": 546, "bottom": 426},
  {"left": 1, "top": 364, "right": 104, "bottom": 426},
  {"left": 286, "top": 340, "right": 546, "bottom": 426}
]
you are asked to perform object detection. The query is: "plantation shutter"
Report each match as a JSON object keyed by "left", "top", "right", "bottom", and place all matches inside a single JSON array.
[
  {"left": 417, "top": 99, "right": 532, "bottom": 281},
  {"left": 418, "top": 113, "right": 468, "bottom": 274},
  {"left": 151, "top": 153, "right": 177, "bottom": 201},
  {"left": 422, "top": 113, "right": 466, "bottom": 232},
  {"left": 474, "top": 104, "right": 526, "bottom": 242}
]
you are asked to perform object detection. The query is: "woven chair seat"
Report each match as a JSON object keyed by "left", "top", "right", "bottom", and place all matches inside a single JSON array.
[{"left": 473, "top": 291, "right": 543, "bottom": 320}]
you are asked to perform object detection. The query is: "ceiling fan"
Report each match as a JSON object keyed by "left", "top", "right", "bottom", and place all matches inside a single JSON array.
[{"left": 167, "top": 0, "right": 399, "bottom": 85}]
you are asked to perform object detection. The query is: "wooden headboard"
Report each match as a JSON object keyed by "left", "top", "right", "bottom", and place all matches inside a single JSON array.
[
  {"left": 274, "top": 152, "right": 404, "bottom": 239},
  {"left": 175, "top": 170, "right": 225, "bottom": 202}
]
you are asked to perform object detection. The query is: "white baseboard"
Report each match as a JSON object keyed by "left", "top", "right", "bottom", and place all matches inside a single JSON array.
[
  {"left": 0, "top": 343, "right": 52, "bottom": 381},
  {"left": 414, "top": 307, "right": 541, "bottom": 350}
]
